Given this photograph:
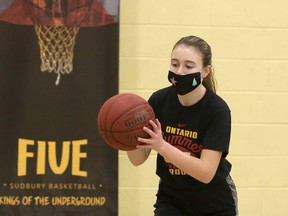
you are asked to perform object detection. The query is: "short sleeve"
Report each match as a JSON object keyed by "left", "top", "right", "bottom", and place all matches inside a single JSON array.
[{"left": 202, "top": 110, "right": 231, "bottom": 157}]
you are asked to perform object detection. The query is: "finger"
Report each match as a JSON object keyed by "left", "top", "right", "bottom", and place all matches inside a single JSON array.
[
  {"left": 155, "top": 119, "right": 161, "bottom": 129},
  {"left": 137, "top": 137, "right": 147, "bottom": 143},
  {"left": 142, "top": 126, "right": 155, "bottom": 137},
  {"left": 149, "top": 119, "right": 159, "bottom": 131}
]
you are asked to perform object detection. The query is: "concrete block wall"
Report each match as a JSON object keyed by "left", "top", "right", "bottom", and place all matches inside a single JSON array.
[{"left": 118, "top": 1, "right": 288, "bottom": 215}]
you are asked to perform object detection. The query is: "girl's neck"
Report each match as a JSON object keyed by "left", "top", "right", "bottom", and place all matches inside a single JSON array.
[{"left": 178, "top": 85, "right": 207, "bottom": 106}]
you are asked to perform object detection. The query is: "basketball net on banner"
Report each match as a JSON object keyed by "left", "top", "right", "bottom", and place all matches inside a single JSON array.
[
  {"left": 22, "top": 0, "right": 87, "bottom": 86},
  {"left": 34, "top": 25, "right": 79, "bottom": 85},
  {"left": 19, "top": 0, "right": 118, "bottom": 85}
]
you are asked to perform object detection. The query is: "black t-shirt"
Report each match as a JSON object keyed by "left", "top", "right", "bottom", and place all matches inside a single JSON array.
[{"left": 148, "top": 86, "right": 232, "bottom": 189}]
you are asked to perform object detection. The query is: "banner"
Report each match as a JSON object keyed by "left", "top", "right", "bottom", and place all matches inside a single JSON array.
[{"left": 0, "top": 1, "right": 119, "bottom": 215}]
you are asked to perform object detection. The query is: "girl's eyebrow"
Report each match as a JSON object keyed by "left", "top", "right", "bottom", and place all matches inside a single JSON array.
[{"left": 171, "top": 58, "right": 196, "bottom": 64}]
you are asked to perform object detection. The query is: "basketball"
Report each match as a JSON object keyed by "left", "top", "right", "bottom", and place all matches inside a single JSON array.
[{"left": 97, "top": 93, "right": 155, "bottom": 151}]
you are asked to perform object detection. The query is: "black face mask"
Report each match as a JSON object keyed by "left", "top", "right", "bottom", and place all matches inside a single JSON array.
[{"left": 168, "top": 70, "right": 201, "bottom": 95}]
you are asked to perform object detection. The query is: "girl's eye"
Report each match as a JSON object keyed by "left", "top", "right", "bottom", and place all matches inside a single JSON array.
[
  {"left": 171, "top": 63, "right": 178, "bottom": 67},
  {"left": 186, "top": 65, "right": 193, "bottom": 69}
]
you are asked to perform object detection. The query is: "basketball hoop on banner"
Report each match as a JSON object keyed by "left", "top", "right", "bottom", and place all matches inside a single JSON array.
[
  {"left": 34, "top": 25, "right": 79, "bottom": 84},
  {"left": 0, "top": 0, "right": 119, "bottom": 85},
  {"left": 22, "top": 0, "right": 91, "bottom": 85}
]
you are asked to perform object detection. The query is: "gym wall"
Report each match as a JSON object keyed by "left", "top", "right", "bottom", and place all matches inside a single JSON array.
[{"left": 118, "top": 1, "right": 288, "bottom": 216}]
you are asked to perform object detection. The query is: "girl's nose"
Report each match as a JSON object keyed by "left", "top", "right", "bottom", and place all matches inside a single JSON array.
[{"left": 175, "top": 66, "right": 185, "bottom": 75}]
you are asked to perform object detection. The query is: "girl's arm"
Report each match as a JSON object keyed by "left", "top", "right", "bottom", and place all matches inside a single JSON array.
[
  {"left": 127, "top": 148, "right": 151, "bottom": 166},
  {"left": 137, "top": 119, "right": 222, "bottom": 183}
]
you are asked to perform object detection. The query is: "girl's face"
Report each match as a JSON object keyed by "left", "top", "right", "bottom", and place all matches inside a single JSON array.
[{"left": 170, "top": 44, "right": 203, "bottom": 75}]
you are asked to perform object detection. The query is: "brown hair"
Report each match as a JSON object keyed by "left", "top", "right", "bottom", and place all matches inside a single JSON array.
[{"left": 172, "top": 35, "right": 217, "bottom": 93}]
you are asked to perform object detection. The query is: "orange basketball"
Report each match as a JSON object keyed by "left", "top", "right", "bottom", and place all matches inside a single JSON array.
[{"left": 97, "top": 93, "right": 155, "bottom": 151}]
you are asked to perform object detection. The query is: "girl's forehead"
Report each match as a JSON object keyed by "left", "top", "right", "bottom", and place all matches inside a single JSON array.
[{"left": 171, "top": 45, "right": 202, "bottom": 63}]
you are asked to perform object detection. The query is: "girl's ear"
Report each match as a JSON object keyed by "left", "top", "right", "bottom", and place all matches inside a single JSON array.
[{"left": 202, "top": 65, "right": 212, "bottom": 78}]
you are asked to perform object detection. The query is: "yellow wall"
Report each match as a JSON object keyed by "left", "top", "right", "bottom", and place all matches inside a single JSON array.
[{"left": 118, "top": 1, "right": 288, "bottom": 215}]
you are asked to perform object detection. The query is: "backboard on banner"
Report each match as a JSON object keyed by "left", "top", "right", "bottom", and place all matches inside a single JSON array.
[
  {"left": 0, "top": 0, "right": 118, "bottom": 85},
  {"left": 0, "top": 0, "right": 120, "bottom": 216}
]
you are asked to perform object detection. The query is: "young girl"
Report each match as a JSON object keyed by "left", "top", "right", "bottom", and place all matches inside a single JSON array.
[{"left": 127, "top": 35, "right": 238, "bottom": 216}]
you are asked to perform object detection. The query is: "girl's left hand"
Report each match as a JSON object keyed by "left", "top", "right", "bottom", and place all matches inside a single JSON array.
[{"left": 137, "top": 119, "right": 167, "bottom": 153}]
